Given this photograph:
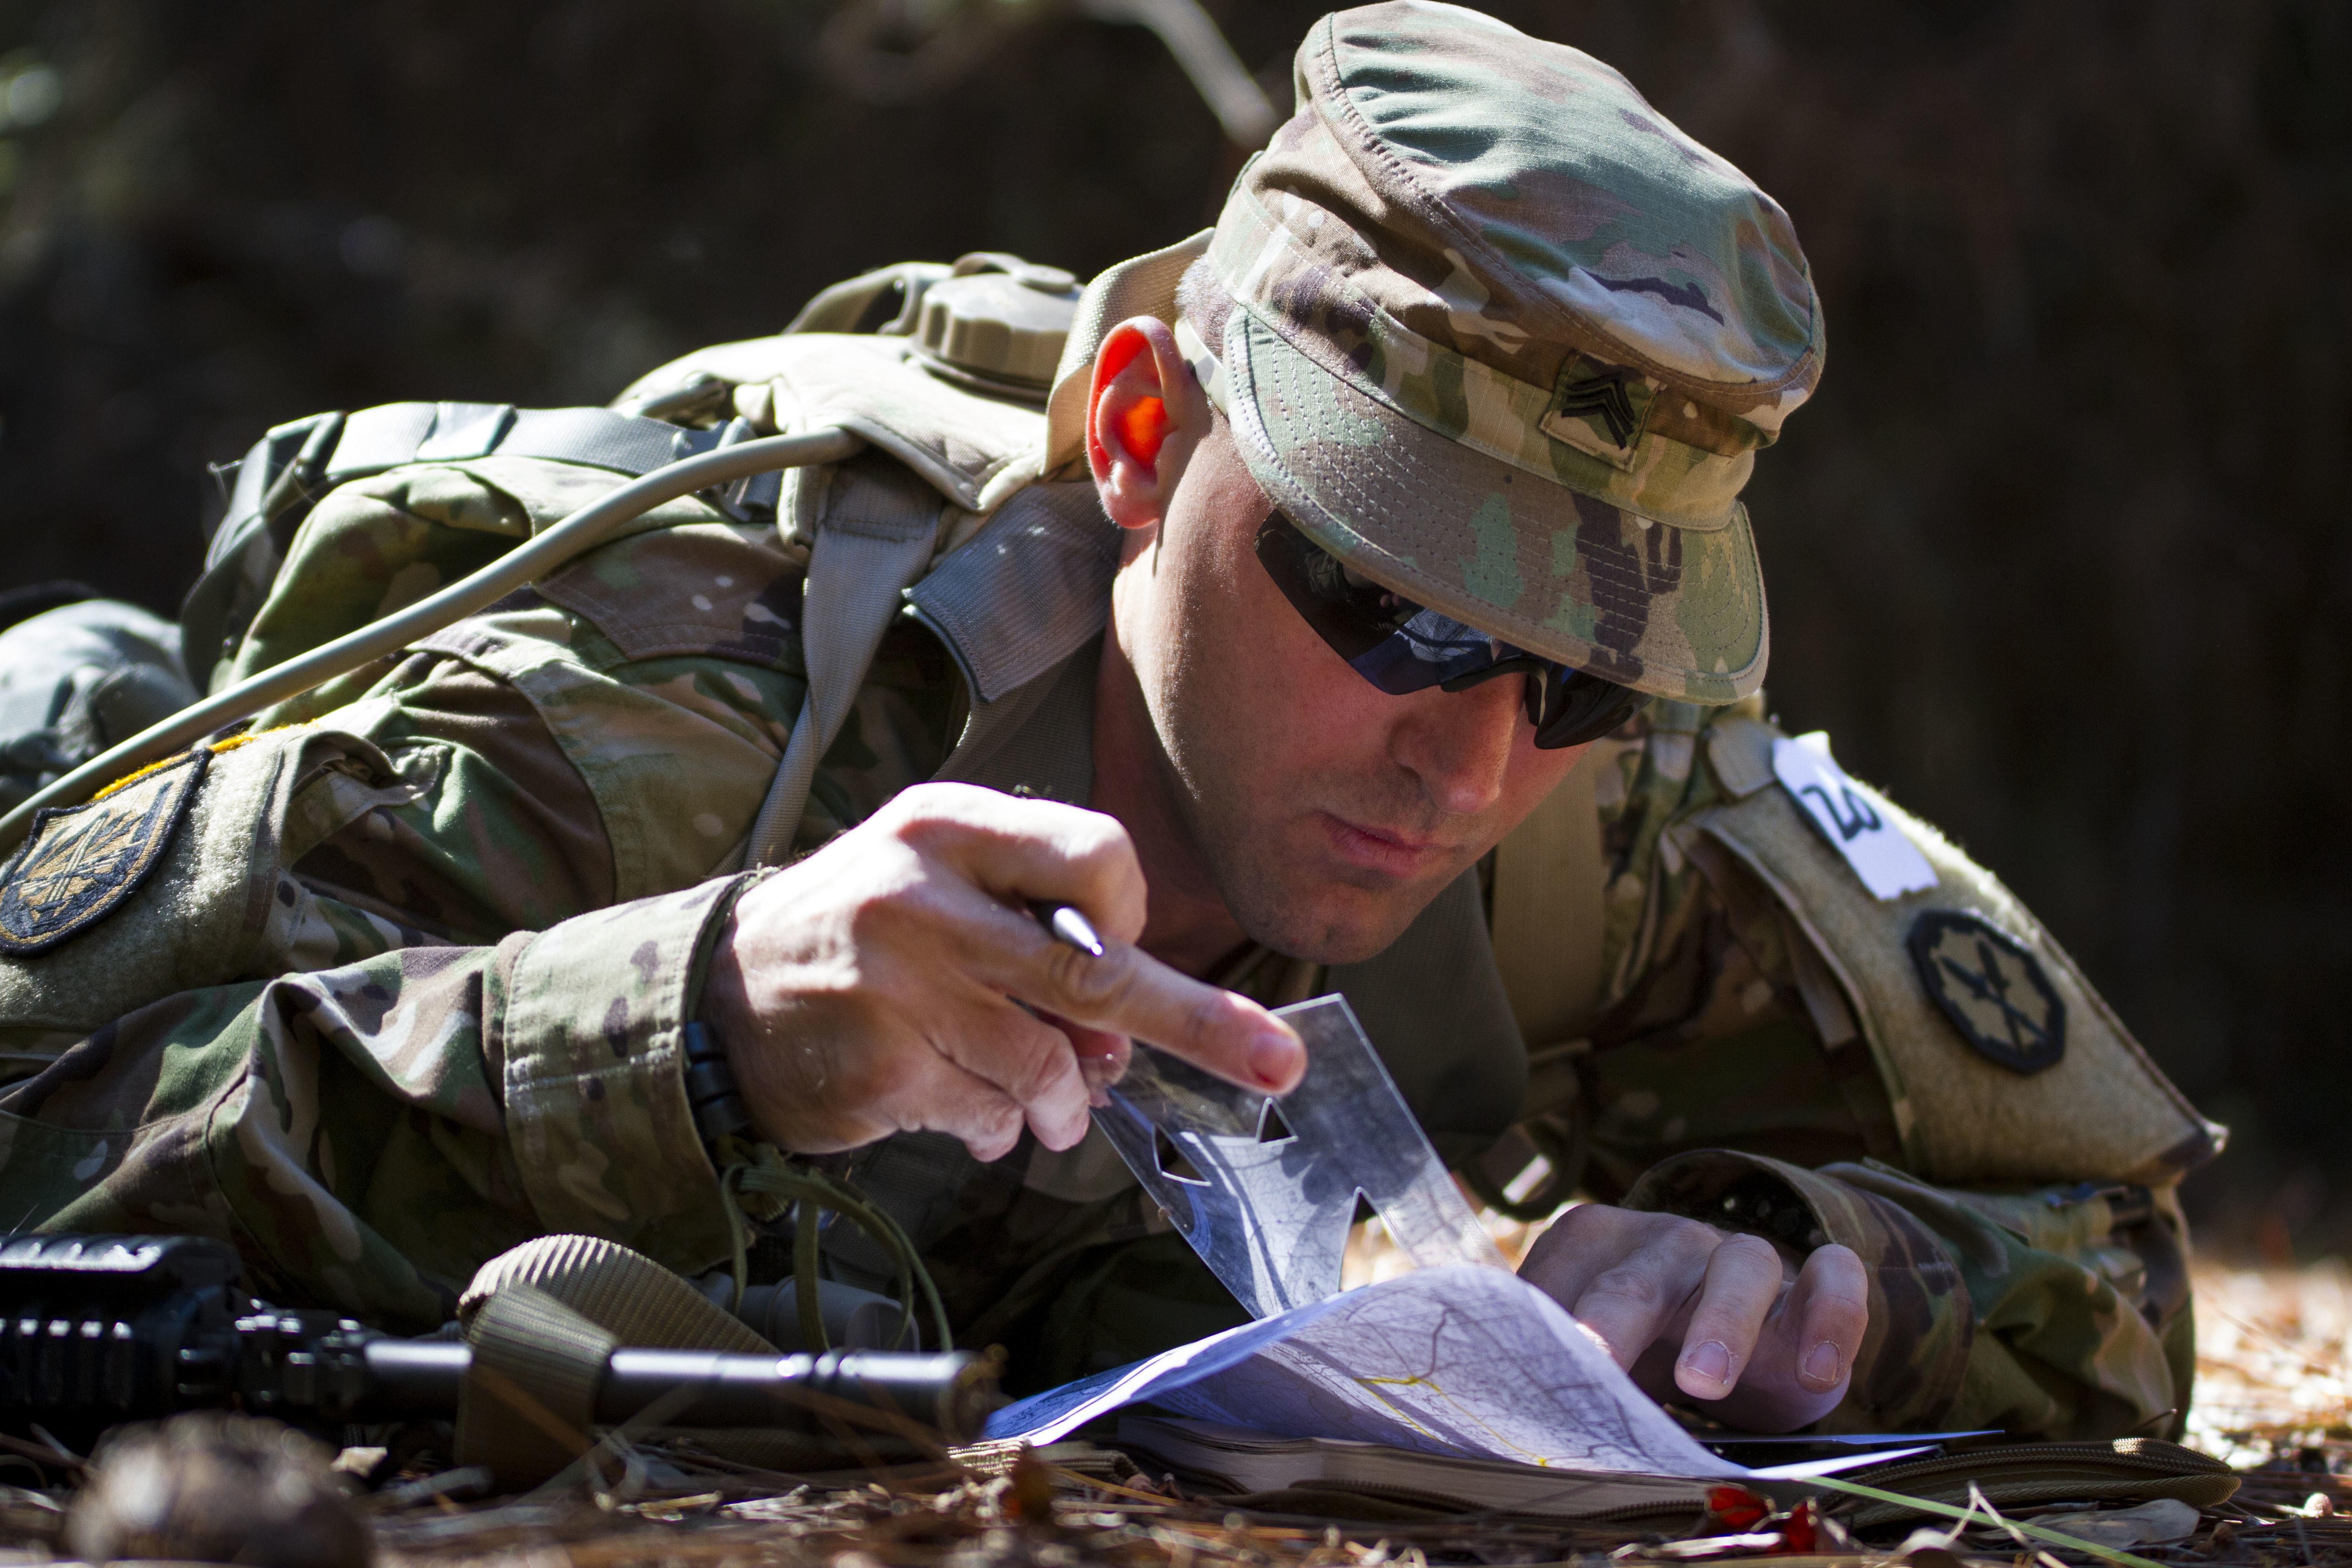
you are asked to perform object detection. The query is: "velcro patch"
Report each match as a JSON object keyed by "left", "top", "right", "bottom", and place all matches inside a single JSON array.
[
  {"left": 1537, "top": 359, "right": 1656, "bottom": 471},
  {"left": 0, "top": 749, "right": 209, "bottom": 956},
  {"left": 1907, "top": 910, "right": 2067, "bottom": 1075}
]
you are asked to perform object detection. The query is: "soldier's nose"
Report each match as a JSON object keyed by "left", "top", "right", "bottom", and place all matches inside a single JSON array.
[{"left": 1396, "top": 679, "right": 1518, "bottom": 818}]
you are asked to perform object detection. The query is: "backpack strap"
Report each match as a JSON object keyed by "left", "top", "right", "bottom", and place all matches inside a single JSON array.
[
  {"left": 1489, "top": 750, "right": 1609, "bottom": 1052},
  {"left": 742, "top": 456, "right": 948, "bottom": 867},
  {"left": 1465, "top": 751, "right": 1611, "bottom": 1217}
]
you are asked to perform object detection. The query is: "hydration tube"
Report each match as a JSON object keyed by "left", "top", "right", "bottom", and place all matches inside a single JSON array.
[{"left": 0, "top": 426, "right": 863, "bottom": 861}]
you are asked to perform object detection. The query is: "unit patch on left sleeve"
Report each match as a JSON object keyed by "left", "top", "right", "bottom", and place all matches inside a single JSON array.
[
  {"left": 0, "top": 748, "right": 209, "bottom": 956},
  {"left": 1906, "top": 909, "right": 2067, "bottom": 1075}
]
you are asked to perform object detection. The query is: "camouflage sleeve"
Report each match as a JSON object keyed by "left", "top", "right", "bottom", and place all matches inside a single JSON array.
[
  {"left": 1575, "top": 697, "right": 2200, "bottom": 1440},
  {"left": 1621, "top": 1150, "right": 2193, "bottom": 1440},
  {"left": 0, "top": 647, "right": 760, "bottom": 1325},
  {"left": 0, "top": 876, "right": 742, "bottom": 1329}
]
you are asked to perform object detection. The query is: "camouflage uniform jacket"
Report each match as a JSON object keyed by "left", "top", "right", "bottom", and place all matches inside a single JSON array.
[{"left": 0, "top": 397, "right": 2215, "bottom": 1440}]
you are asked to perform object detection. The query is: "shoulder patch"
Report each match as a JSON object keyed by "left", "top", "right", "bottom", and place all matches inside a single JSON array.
[
  {"left": 0, "top": 749, "right": 210, "bottom": 957},
  {"left": 1906, "top": 909, "right": 2066, "bottom": 1075}
]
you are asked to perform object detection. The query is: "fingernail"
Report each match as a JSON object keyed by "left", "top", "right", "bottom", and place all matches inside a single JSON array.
[
  {"left": 1077, "top": 1043, "right": 1128, "bottom": 1089},
  {"left": 1680, "top": 1339, "right": 1733, "bottom": 1392},
  {"left": 1684, "top": 1344, "right": 1740, "bottom": 1392},
  {"left": 1802, "top": 1340, "right": 1841, "bottom": 1387},
  {"left": 1249, "top": 1027, "right": 1303, "bottom": 1088}
]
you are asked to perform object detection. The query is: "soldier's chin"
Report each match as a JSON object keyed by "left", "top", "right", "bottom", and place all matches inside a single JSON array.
[{"left": 1228, "top": 872, "right": 1433, "bottom": 969}]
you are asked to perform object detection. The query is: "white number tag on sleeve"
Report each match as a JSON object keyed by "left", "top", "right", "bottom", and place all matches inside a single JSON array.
[{"left": 1771, "top": 733, "right": 1938, "bottom": 900}]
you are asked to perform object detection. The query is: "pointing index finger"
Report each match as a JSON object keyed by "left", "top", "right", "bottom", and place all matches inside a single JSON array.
[
  {"left": 893, "top": 787, "right": 1303, "bottom": 1093},
  {"left": 1011, "top": 922, "right": 1305, "bottom": 1094}
]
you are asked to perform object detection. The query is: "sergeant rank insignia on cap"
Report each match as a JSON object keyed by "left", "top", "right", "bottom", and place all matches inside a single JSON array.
[
  {"left": 1906, "top": 910, "right": 2066, "bottom": 1075},
  {"left": 0, "top": 749, "right": 208, "bottom": 956}
]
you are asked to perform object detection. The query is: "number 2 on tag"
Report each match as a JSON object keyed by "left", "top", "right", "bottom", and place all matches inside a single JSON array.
[{"left": 1771, "top": 734, "right": 1938, "bottom": 901}]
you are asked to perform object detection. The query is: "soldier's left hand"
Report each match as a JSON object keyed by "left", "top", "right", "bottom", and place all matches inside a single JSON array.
[{"left": 1516, "top": 1203, "right": 1868, "bottom": 1432}]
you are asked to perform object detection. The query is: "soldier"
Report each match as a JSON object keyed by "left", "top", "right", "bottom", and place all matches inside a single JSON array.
[{"left": 0, "top": 3, "right": 2215, "bottom": 1440}]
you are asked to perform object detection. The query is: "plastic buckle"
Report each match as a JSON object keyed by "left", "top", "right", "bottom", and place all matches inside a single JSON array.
[{"left": 698, "top": 418, "right": 781, "bottom": 523}]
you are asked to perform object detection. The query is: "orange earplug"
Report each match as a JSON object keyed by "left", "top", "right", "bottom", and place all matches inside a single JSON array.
[{"left": 1089, "top": 331, "right": 1173, "bottom": 473}]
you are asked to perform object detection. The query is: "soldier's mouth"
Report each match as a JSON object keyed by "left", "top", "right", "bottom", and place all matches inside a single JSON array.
[{"left": 1317, "top": 811, "right": 1448, "bottom": 877}]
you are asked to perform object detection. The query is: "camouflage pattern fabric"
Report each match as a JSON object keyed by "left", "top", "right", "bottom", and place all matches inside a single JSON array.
[
  {"left": 1201, "top": 1, "right": 1819, "bottom": 704},
  {"left": 0, "top": 449, "right": 2197, "bottom": 1434}
]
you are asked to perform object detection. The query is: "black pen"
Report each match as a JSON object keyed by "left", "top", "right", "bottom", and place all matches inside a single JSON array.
[{"left": 1030, "top": 901, "right": 1105, "bottom": 957}]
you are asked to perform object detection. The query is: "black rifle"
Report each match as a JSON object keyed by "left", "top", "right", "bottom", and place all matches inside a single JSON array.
[{"left": 0, "top": 1233, "right": 994, "bottom": 1453}]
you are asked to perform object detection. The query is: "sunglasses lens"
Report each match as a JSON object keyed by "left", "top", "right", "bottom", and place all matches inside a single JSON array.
[
  {"left": 1357, "top": 605, "right": 1522, "bottom": 692},
  {"left": 1255, "top": 514, "right": 1445, "bottom": 693},
  {"left": 1255, "top": 510, "right": 1645, "bottom": 744},
  {"left": 1529, "top": 666, "right": 1649, "bottom": 750}
]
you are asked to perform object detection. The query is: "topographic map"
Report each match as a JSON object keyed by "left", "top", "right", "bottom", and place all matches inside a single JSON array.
[{"left": 989, "top": 1265, "right": 1735, "bottom": 1478}]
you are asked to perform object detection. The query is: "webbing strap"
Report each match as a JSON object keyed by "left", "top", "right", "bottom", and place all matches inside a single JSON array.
[
  {"left": 1488, "top": 749, "right": 1608, "bottom": 1053},
  {"left": 743, "top": 459, "right": 945, "bottom": 866}
]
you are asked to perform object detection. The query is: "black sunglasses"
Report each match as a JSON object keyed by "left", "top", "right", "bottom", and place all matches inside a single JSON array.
[{"left": 1254, "top": 511, "right": 1646, "bottom": 750}]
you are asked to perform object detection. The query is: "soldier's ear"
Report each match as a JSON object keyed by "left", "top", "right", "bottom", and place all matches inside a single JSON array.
[{"left": 1088, "top": 317, "right": 1211, "bottom": 532}]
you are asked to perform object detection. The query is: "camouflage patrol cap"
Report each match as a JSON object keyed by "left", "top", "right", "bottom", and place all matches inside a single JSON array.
[{"left": 1195, "top": 1, "right": 1823, "bottom": 703}]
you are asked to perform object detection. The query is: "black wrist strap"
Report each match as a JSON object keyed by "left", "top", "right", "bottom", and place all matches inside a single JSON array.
[{"left": 682, "top": 1020, "right": 754, "bottom": 1145}]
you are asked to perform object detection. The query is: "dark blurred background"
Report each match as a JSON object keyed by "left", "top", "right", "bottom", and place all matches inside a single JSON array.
[{"left": 0, "top": 0, "right": 2343, "bottom": 1253}]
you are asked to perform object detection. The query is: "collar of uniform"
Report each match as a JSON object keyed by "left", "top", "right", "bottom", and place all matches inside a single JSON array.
[
  {"left": 905, "top": 479, "right": 1120, "bottom": 709},
  {"left": 933, "top": 631, "right": 1100, "bottom": 808}
]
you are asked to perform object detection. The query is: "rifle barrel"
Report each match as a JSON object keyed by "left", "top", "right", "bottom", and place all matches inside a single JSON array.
[
  {"left": 599, "top": 1348, "right": 985, "bottom": 1437},
  {"left": 357, "top": 1339, "right": 468, "bottom": 1415},
  {"left": 359, "top": 1341, "right": 988, "bottom": 1438}
]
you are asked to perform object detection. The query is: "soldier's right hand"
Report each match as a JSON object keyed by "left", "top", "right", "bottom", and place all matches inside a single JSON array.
[{"left": 700, "top": 782, "right": 1306, "bottom": 1161}]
